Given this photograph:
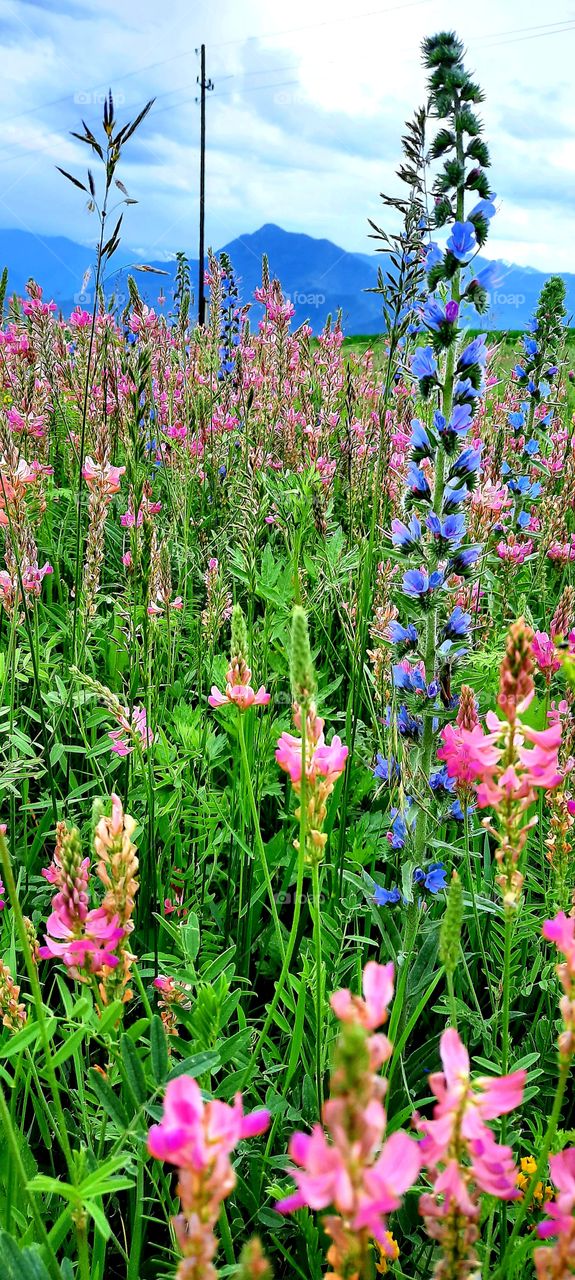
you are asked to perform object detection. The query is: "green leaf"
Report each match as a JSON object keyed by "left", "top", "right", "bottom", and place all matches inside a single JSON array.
[
  {"left": 0, "top": 1232, "right": 58, "bottom": 1280},
  {"left": 150, "top": 1015, "right": 169, "bottom": 1084},
  {"left": 167, "top": 1050, "right": 220, "bottom": 1080},
  {"left": 89, "top": 1070, "right": 129, "bottom": 1130},
  {"left": 44, "top": 1025, "right": 88, "bottom": 1072},
  {"left": 119, "top": 1033, "right": 148, "bottom": 1107}
]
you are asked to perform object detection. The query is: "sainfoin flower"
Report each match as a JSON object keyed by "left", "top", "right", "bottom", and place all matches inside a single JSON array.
[
  {"left": 209, "top": 602, "right": 270, "bottom": 710},
  {"left": 39, "top": 822, "right": 124, "bottom": 979},
  {"left": 109, "top": 704, "right": 154, "bottom": 756},
  {"left": 148, "top": 1077, "right": 269, "bottom": 1280},
  {"left": 534, "top": 1148, "right": 575, "bottom": 1278},
  {"left": 276, "top": 700, "right": 348, "bottom": 864},
  {"left": 277, "top": 962, "right": 421, "bottom": 1269}
]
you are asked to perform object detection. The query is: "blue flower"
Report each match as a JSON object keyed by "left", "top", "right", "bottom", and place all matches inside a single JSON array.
[
  {"left": 454, "top": 377, "right": 483, "bottom": 405},
  {"left": 475, "top": 261, "right": 500, "bottom": 290},
  {"left": 387, "top": 800, "right": 416, "bottom": 850},
  {"left": 402, "top": 569, "right": 444, "bottom": 599},
  {"left": 395, "top": 705, "right": 423, "bottom": 740},
  {"left": 391, "top": 515, "right": 422, "bottom": 550},
  {"left": 374, "top": 753, "right": 400, "bottom": 782},
  {"left": 514, "top": 364, "right": 527, "bottom": 380},
  {"left": 524, "top": 337, "right": 538, "bottom": 356},
  {"left": 443, "top": 605, "right": 472, "bottom": 639},
  {"left": 410, "top": 419, "right": 434, "bottom": 459},
  {"left": 443, "top": 483, "right": 469, "bottom": 513},
  {"left": 426, "top": 512, "right": 466, "bottom": 548},
  {"left": 413, "top": 862, "right": 448, "bottom": 893},
  {"left": 411, "top": 346, "right": 438, "bottom": 381},
  {"left": 448, "top": 404, "right": 473, "bottom": 435},
  {"left": 470, "top": 195, "right": 497, "bottom": 221},
  {"left": 539, "top": 380, "right": 551, "bottom": 399},
  {"left": 406, "top": 462, "right": 432, "bottom": 502},
  {"left": 446, "top": 221, "right": 477, "bottom": 262},
  {"left": 425, "top": 242, "right": 443, "bottom": 270},
  {"left": 517, "top": 510, "right": 531, "bottom": 529},
  {"left": 449, "top": 446, "right": 482, "bottom": 481},
  {"left": 449, "top": 544, "right": 482, "bottom": 575},
  {"left": 430, "top": 766, "right": 455, "bottom": 795},
  {"left": 422, "top": 298, "right": 447, "bottom": 331},
  {"left": 374, "top": 885, "right": 402, "bottom": 907},
  {"left": 508, "top": 411, "right": 525, "bottom": 430},
  {"left": 387, "top": 620, "right": 418, "bottom": 646},
  {"left": 458, "top": 335, "right": 487, "bottom": 369},
  {"left": 524, "top": 439, "right": 539, "bottom": 457}
]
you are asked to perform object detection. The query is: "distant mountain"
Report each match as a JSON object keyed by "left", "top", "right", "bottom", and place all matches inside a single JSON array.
[{"left": 1, "top": 222, "right": 573, "bottom": 332}]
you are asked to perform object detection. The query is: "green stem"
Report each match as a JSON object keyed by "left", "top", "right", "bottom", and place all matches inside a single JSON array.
[
  {"left": 0, "top": 1082, "right": 63, "bottom": 1280},
  {"left": 493, "top": 1060, "right": 571, "bottom": 1278},
  {"left": 0, "top": 834, "right": 74, "bottom": 1176},
  {"left": 464, "top": 804, "right": 496, "bottom": 1012},
  {"left": 237, "top": 712, "right": 286, "bottom": 962},
  {"left": 311, "top": 859, "right": 324, "bottom": 1111},
  {"left": 240, "top": 707, "right": 308, "bottom": 1088}
]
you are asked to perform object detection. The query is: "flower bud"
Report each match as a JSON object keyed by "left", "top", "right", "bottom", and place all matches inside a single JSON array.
[
  {"left": 439, "top": 871, "right": 463, "bottom": 975},
  {"left": 290, "top": 606, "right": 315, "bottom": 705}
]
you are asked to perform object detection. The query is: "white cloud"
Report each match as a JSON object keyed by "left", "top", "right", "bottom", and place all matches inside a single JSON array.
[{"left": 0, "top": 0, "right": 574, "bottom": 271}]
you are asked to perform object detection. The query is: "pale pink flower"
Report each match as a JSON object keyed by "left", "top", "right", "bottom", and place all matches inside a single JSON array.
[
  {"left": 331, "top": 960, "right": 394, "bottom": 1032},
  {"left": 109, "top": 705, "right": 154, "bottom": 757},
  {"left": 208, "top": 683, "right": 270, "bottom": 710},
  {"left": 82, "top": 456, "right": 125, "bottom": 495}
]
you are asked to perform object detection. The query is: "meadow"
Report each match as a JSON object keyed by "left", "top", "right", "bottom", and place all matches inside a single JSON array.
[{"left": 1, "top": 28, "right": 575, "bottom": 1280}]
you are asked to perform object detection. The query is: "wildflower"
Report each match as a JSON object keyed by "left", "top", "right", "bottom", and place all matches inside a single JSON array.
[
  {"left": 153, "top": 974, "right": 192, "bottom": 1039},
  {"left": 419, "top": 1027, "right": 525, "bottom": 1238},
  {"left": 413, "top": 862, "right": 447, "bottom": 894},
  {"left": 533, "top": 631, "right": 561, "bottom": 681},
  {"left": 542, "top": 912, "right": 575, "bottom": 1061},
  {"left": 0, "top": 958, "right": 27, "bottom": 1032},
  {"left": 148, "top": 1078, "right": 269, "bottom": 1280},
  {"left": 109, "top": 704, "right": 154, "bottom": 757},
  {"left": 93, "top": 795, "right": 139, "bottom": 1003},
  {"left": 374, "top": 1232, "right": 400, "bottom": 1274},
  {"left": 278, "top": 963, "right": 420, "bottom": 1267},
  {"left": 516, "top": 1155, "right": 553, "bottom": 1210},
  {"left": 534, "top": 1148, "right": 575, "bottom": 1279},
  {"left": 276, "top": 701, "right": 347, "bottom": 864},
  {"left": 446, "top": 221, "right": 477, "bottom": 262},
  {"left": 39, "top": 822, "right": 124, "bottom": 980},
  {"left": 402, "top": 568, "right": 444, "bottom": 600},
  {"left": 411, "top": 346, "right": 438, "bottom": 383},
  {"left": 82, "top": 456, "right": 125, "bottom": 496}
]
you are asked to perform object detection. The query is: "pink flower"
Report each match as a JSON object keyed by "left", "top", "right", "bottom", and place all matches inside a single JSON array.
[
  {"left": 420, "top": 1028, "right": 525, "bottom": 1207},
  {"left": 82, "top": 456, "right": 125, "bottom": 496},
  {"left": 276, "top": 713, "right": 348, "bottom": 786},
  {"left": 208, "top": 683, "right": 270, "bottom": 710},
  {"left": 109, "top": 705, "right": 154, "bottom": 757},
  {"left": 437, "top": 721, "right": 501, "bottom": 787},
  {"left": 532, "top": 631, "right": 561, "bottom": 678},
  {"left": 147, "top": 1076, "right": 270, "bottom": 1169},
  {"left": 277, "top": 1122, "right": 420, "bottom": 1242},
  {"left": 537, "top": 1148, "right": 575, "bottom": 1239},
  {"left": 331, "top": 960, "right": 394, "bottom": 1032}
]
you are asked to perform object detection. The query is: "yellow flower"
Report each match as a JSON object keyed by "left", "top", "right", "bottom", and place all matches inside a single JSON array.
[
  {"left": 375, "top": 1232, "right": 400, "bottom": 1274},
  {"left": 516, "top": 1156, "right": 554, "bottom": 1209}
]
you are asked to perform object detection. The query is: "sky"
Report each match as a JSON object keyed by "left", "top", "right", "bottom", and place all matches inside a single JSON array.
[{"left": 1, "top": 0, "right": 575, "bottom": 270}]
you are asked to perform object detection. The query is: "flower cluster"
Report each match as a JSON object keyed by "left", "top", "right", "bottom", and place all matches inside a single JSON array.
[
  {"left": 148, "top": 1077, "right": 270, "bottom": 1280},
  {"left": 439, "top": 620, "right": 563, "bottom": 907},
  {"left": 277, "top": 962, "right": 421, "bottom": 1277},
  {"left": 39, "top": 797, "right": 138, "bottom": 999},
  {"left": 209, "top": 603, "right": 270, "bottom": 711},
  {"left": 418, "top": 1027, "right": 525, "bottom": 1275}
]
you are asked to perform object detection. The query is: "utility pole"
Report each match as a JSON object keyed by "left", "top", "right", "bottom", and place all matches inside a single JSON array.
[{"left": 196, "top": 44, "right": 213, "bottom": 326}]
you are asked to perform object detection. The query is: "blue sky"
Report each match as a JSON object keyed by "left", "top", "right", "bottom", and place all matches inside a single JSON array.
[{"left": 1, "top": 0, "right": 575, "bottom": 269}]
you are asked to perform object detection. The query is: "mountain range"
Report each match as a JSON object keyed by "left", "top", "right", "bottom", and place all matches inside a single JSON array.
[{"left": 0, "top": 223, "right": 573, "bottom": 333}]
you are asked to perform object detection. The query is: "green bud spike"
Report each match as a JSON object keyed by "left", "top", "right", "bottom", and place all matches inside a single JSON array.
[
  {"left": 439, "top": 870, "right": 464, "bottom": 975},
  {"left": 290, "top": 606, "right": 315, "bottom": 706},
  {"left": 231, "top": 602, "right": 248, "bottom": 665}
]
